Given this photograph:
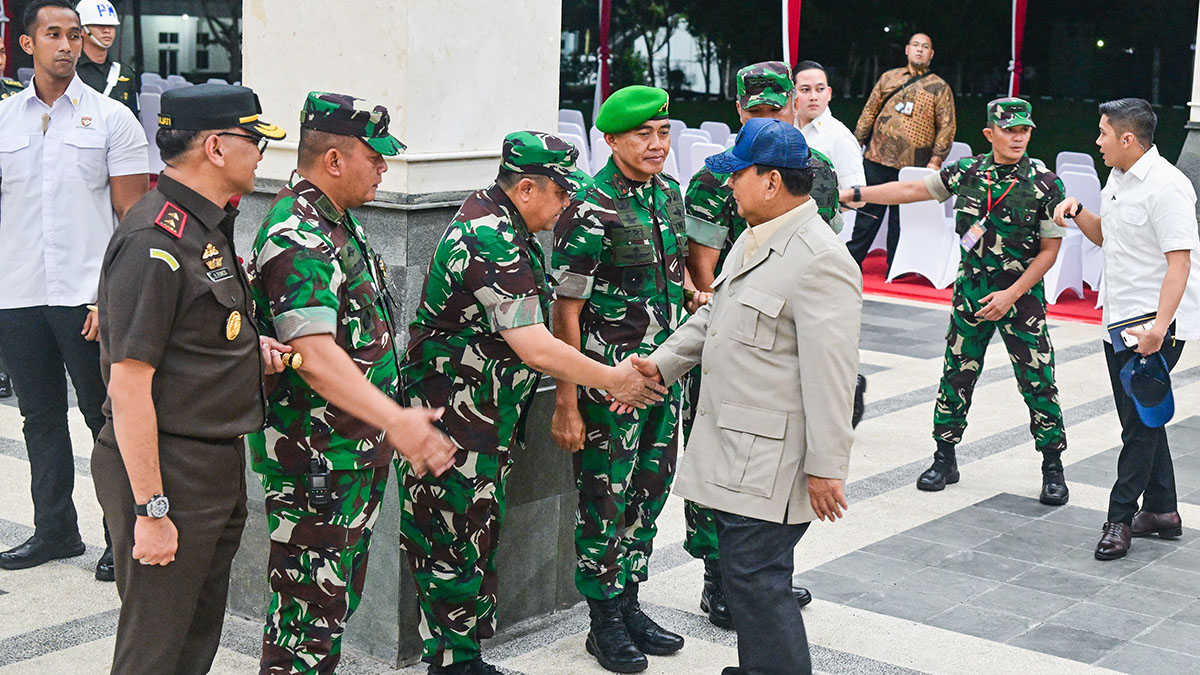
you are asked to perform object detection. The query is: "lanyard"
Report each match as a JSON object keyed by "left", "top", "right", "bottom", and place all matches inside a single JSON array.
[{"left": 985, "top": 171, "right": 1018, "bottom": 216}]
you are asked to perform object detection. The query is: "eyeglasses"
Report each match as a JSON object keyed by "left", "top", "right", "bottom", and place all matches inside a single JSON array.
[
  {"left": 909, "top": 41, "right": 932, "bottom": 49},
  {"left": 217, "top": 132, "right": 268, "bottom": 155}
]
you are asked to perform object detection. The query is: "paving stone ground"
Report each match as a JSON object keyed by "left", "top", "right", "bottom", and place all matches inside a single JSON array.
[{"left": 0, "top": 296, "right": 1198, "bottom": 674}]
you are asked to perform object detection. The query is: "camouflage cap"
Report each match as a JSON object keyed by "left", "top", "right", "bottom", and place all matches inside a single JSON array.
[
  {"left": 737, "top": 61, "right": 794, "bottom": 110},
  {"left": 300, "top": 92, "right": 406, "bottom": 156},
  {"left": 500, "top": 131, "right": 591, "bottom": 192},
  {"left": 988, "top": 97, "right": 1036, "bottom": 129}
]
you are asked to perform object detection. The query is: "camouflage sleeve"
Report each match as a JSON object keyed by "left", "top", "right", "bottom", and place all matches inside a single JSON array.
[
  {"left": 925, "top": 159, "right": 965, "bottom": 203},
  {"left": 254, "top": 223, "right": 343, "bottom": 343},
  {"left": 684, "top": 168, "right": 729, "bottom": 250},
  {"left": 551, "top": 198, "right": 604, "bottom": 299},
  {"left": 809, "top": 150, "right": 842, "bottom": 233},
  {"left": 931, "top": 83, "right": 957, "bottom": 164},
  {"left": 854, "top": 76, "right": 888, "bottom": 145},
  {"left": 1038, "top": 173, "right": 1067, "bottom": 239},
  {"left": 456, "top": 224, "right": 544, "bottom": 332}
]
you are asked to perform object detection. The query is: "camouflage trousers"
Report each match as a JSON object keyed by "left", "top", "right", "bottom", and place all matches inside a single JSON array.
[
  {"left": 575, "top": 393, "right": 680, "bottom": 600},
  {"left": 398, "top": 449, "right": 512, "bottom": 667},
  {"left": 258, "top": 466, "right": 389, "bottom": 675},
  {"left": 933, "top": 275, "right": 1066, "bottom": 453},
  {"left": 680, "top": 370, "right": 719, "bottom": 561}
]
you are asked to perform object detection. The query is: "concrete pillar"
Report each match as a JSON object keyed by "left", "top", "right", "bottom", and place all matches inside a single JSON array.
[
  {"left": 1174, "top": 7, "right": 1200, "bottom": 220},
  {"left": 225, "top": 2, "right": 578, "bottom": 667}
]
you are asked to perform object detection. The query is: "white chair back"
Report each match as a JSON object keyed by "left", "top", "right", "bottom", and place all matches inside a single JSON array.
[
  {"left": 669, "top": 119, "right": 686, "bottom": 145},
  {"left": 138, "top": 93, "right": 165, "bottom": 175},
  {"left": 945, "top": 141, "right": 973, "bottom": 165},
  {"left": 559, "top": 109, "right": 585, "bottom": 132},
  {"left": 591, "top": 138, "right": 612, "bottom": 174},
  {"left": 890, "top": 167, "right": 959, "bottom": 288},
  {"left": 1044, "top": 229, "right": 1085, "bottom": 303},
  {"left": 674, "top": 132, "right": 710, "bottom": 176},
  {"left": 17, "top": 67, "right": 34, "bottom": 86},
  {"left": 688, "top": 142, "right": 725, "bottom": 179},
  {"left": 1059, "top": 170, "right": 1101, "bottom": 214},
  {"left": 558, "top": 121, "right": 586, "bottom": 141},
  {"left": 1056, "top": 151, "right": 1095, "bottom": 174},
  {"left": 700, "top": 121, "right": 731, "bottom": 143},
  {"left": 557, "top": 132, "right": 590, "bottom": 174},
  {"left": 141, "top": 82, "right": 163, "bottom": 94},
  {"left": 205, "top": 77, "right": 228, "bottom": 85},
  {"left": 589, "top": 126, "right": 605, "bottom": 150},
  {"left": 662, "top": 148, "right": 681, "bottom": 181},
  {"left": 1058, "top": 160, "right": 1097, "bottom": 178}
]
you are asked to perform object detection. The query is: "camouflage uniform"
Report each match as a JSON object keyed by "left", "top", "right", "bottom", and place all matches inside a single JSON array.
[
  {"left": 682, "top": 149, "right": 841, "bottom": 563},
  {"left": 247, "top": 93, "right": 406, "bottom": 675},
  {"left": 398, "top": 131, "right": 588, "bottom": 668},
  {"left": 553, "top": 149, "right": 688, "bottom": 600},
  {"left": 0, "top": 77, "right": 23, "bottom": 100},
  {"left": 924, "top": 144, "right": 1067, "bottom": 455}
]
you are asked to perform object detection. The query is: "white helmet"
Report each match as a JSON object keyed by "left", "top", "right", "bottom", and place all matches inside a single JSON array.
[{"left": 76, "top": 1, "right": 120, "bottom": 26}]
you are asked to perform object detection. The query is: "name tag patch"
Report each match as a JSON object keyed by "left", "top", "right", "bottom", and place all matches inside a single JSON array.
[{"left": 207, "top": 268, "right": 233, "bottom": 282}]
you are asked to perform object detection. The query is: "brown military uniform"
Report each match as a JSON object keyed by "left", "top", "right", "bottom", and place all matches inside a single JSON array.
[{"left": 92, "top": 172, "right": 264, "bottom": 675}]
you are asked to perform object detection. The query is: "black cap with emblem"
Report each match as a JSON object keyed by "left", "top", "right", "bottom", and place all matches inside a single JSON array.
[{"left": 158, "top": 83, "right": 286, "bottom": 140}]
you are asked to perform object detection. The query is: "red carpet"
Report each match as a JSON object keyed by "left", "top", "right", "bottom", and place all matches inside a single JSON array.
[{"left": 861, "top": 251, "right": 1102, "bottom": 324}]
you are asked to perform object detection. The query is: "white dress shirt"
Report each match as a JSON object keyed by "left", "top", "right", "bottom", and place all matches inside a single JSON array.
[
  {"left": 1099, "top": 145, "right": 1200, "bottom": 341},
  {"left": 0, "top": 74, "right": 148, "bottom": 309},
  {"left": 800, "top": 107, "right": 866, "bottom": 189}
]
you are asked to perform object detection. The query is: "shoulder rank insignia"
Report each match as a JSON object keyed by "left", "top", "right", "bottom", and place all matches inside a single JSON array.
[{"left": 155, "top": 203, "right": 187, "bottom": 238}]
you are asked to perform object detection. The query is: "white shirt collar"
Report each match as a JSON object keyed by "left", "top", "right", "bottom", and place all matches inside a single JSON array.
[
  {"left": 1124, "top": 145, "right": 1159, "bottom": 182},
  {"left": 799, "top": 107, "right": 833, "bottom": 133},
  {"left": 22, "top": 73, "right": 87, "bottom": 110}
]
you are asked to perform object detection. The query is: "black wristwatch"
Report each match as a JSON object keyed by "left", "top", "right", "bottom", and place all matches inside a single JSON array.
[
  {"left": 134, "top": 494, "right": 170, "bottom": 519},
  {"left": 852, "top": 185, "right": 863, "bottom": 202},
  {"left": 1068, "top": 202, "right": 1084, "bottom": 219}
]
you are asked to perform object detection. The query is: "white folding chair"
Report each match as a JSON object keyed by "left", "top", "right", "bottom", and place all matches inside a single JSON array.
[
  {"left": 675, "top": 131, "right": 710, "bottom": 176},
  {"left": 700, "top": 121, "right": 731, "bottom": 144},
  {"left": 724, "top": 134, "right": 736, "bottom": 148},
  {"left": 590, "top": 126, "right": 605, "bottom": 151},
  {"left": 662, "top": 149, "right": 681, "bottom": 180},
  {"left": 1060, "top": 170, "right": 1103, "bottom": 289},
  {"left": 669, "top": 119, "right": 686, "bottom": 145},
  {"left": 559, "top": 109, "right": 585, "bottom": 132},
  {"left": 138, "top": 93, "right": 165, "bottom": 175},
  {"left": 1095, "top": 268, "right": 1105, "bottom": 309},
  {"left": 1056, "top": 151, "right": 1095, "bottom": 175},
  {"left": 557, "top": 132, "right": 591, "bottom": 175},
  {"left": 205, "top": 77, "right": 228, "bottom": 85},
  {"left": 591, "top": 139, "right": 612, "bottom": 174},
  {"left": 1059, "top": 161, "right": 1097, "bottom": 178},
  {"left": 945, "top": 141, "right": 973, "bottom": 165},
  {"left": 1044, "top": 228, "right": 1085, "bottom": 303},
  {"left": 838, "top": 211, "right": 856, "bottom": 243},
  {"left": 17, "top": 67, "right": 34, "bottom": 86},
  {"left": 687, "top": 142, "right": 726, "bottom": 179},
  {"left": 141, "top": 82, "right": 163, "bottom": 94},
  {"left": 889, "top": 167, "right": 959, "bottom": 288},
  {"left": 558, "top": 121, "right": 585, "bottom": 140}
]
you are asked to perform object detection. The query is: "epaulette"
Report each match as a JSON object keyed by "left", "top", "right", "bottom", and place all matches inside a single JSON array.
[
  {"left": 2, "top": 79, "right": 20, "bottom": 87},
  {"left": 155, "top": 203, "right": 187, "bottom": 238}
]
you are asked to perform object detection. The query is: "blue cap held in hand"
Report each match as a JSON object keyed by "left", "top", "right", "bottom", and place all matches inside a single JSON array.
[{"left": 1120, "top": 352, "right": 1174, "bottom": 428}]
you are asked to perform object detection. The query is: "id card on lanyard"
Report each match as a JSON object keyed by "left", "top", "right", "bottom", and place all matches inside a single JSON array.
[{"left": 961, "top": 171, "right": 1017, "bottom": 252}]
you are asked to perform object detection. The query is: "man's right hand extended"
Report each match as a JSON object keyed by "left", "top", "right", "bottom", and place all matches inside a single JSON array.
[
  {"left": 607, "top": 357, "right": 668, "bottom": 409},
  {"left": 552, "top": 404, "right": 586, "bottom": 452},
  {"left": 132, "top": 516, "right": 178, "bottom": 566},
  {"left": 389, "top": 407, "right": 457, "bottom": 477},
  {"left": 1052, "top": 197, "right": 1080, "bottom": 228}
]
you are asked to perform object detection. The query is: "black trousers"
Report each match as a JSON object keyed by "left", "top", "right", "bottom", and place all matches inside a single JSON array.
[
  {"left": 93, "top": 429, "right": 247, "bottom": 675},
  {"left": 714, "top": 510, "right": 812, "bottom": 675},
  {"left": 0, "top": 305, "right": 106, "bottom": 540},
  {"left": 1104, "top": 339, "right": 1185, "bottom": 524},
  {"left": 846, "top": 159, "right": 902, "bottom": 269}
]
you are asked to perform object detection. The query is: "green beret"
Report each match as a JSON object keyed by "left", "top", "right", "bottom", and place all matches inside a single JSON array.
[{"left": 595, "top": 85, "right": 670, "bottom": 134}]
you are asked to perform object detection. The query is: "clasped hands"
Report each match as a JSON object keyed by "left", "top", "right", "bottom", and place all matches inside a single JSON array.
[{"left": 605, "top": 356, "right": 669, "bottom": 414}]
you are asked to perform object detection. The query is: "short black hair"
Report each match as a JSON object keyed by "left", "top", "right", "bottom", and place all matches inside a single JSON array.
[
  {"left": 23, "top": 0, "right": 78, "bottom": 36},
  {"left": 1099, "top": 98, "right": 1156, "bottom": 148},
  {"left": 792, "top": 60, "right": 826, "bottom": 78},
  {"left": 755, "top": 164, "right": 815, "bottom": 197},
  {"left": 496, "top": 168, "right": 551, "bottom": 191},
  {"left": 156, "top": 128, "right": 202, "bottom": 163},
  {"left": 297, "top": 128, "right": 360, "bottom": 171}
]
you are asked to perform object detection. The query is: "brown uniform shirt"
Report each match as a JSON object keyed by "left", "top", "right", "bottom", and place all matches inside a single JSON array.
[
  {"left": 97, "top": 173, "right": 264, "bottom": 441},
  {"left": 854, "top": 65, "right": 956, "bottom": 170}
]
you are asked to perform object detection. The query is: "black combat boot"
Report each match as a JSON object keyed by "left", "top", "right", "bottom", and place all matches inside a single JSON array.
[
  {"left": 586, "top": 596, "right": 647, "bottom": 673},
  {"left": 700, "top": 559, "right": 732, "bottom": 628},
  {"left": 917, "top": 441, "right": 959, "bottom": 491},
  {"left": 1039, "top": 452, "right": 1069, "bottom": 506},
  {"left": 620, "top": 582, "right": 684, "bottom": 655}
]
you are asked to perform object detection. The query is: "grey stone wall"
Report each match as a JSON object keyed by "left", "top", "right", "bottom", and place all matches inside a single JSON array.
[{"left": 224, "top": 180, "right": 580, "bottom": 667}]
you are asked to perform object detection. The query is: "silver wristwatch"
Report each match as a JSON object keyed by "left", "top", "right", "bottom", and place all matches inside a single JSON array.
[{"left": 134, "top": 494, "right": 170, "bottom": 519}]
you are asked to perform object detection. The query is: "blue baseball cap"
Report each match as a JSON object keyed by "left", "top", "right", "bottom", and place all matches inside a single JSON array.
[
  {"left": 1120, "top": 353, "right": 1174, "bottom": 428},
  {"left": 704, "top": 118, "right": 811, "bottom": 174}
]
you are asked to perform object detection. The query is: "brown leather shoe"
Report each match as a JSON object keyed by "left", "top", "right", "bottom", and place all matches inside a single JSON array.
[
  {"left": 1131, "top": 510, "right": 1183, "bottom": 539},
  {"left": 1095, "top": 522, "right": 1132, "bottom": 560}
]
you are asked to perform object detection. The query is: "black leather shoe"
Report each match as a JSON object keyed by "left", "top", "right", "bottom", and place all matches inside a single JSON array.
[
  {"left": 1095, "top": 522, "right": 1132, "bottom": 560},
  {"left": 95, "top": 546, "right": 115, "bottom": 582},
  {"left": 721, "top": 668, "right": 745, "bottom": 675},
  {"left": 700, "top": 559, "right": 732, "bottom": 629},
  {"left": 793, "top": 585, "right": 813, "bottom": 608},
  {"left": 0, "top": 534, "right": 86, "bottom": 570},
  {"left": 917, "top": 447, "right": 958, "bottom": 491},
  {"left": 1132, "top": 510, "right": 1183, "bottom": 539},
  {"left": 1039, "top": 469, "right": 1069, "bottom": 506},
  {"left": 620, "top": 582, "right": 684, "bottom": 656},
  {"left": 0, "top": 372, "right": 12, "bottom": 398},
  {"left": 852, "top": 375, "right": 867, "bottom": 428},
  {"left": 586, "top": 596, "right": 647, "bottom": 673}
]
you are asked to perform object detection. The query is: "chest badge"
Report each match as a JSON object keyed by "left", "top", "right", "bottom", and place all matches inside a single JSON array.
[
  {"left": 225, "top": 311, "right": 242, "bottom": 341},
  {"left": 80, "top": 116, "right": 92, "bottom": 127},
  {"left": 205, "top": 256, "right": 224, "bottom": 270}
]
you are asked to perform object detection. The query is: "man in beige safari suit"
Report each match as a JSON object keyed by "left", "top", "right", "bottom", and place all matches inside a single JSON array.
[{"left": 632, "top": 118, "right": 861, "bottom": 675}]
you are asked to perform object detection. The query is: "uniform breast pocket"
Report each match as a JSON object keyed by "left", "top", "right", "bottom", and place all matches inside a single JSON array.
[
  {"left": 0, "top": 135, "right": 31, "bottom": 183},
  {"left": 62, "top": 131, "right": 107, "bottom": 188},
  {"left": 729, "top": 286, "right": 785, "bottom": 350},
  {"left": 710, "top": 402, "right": 789, "bottom": 498},
  {"left": 1119, "top": 203, "right": 1149, "bottom": 228},
  {"left": 344, "top": 291, "right": 380, "bottom": 349}
]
